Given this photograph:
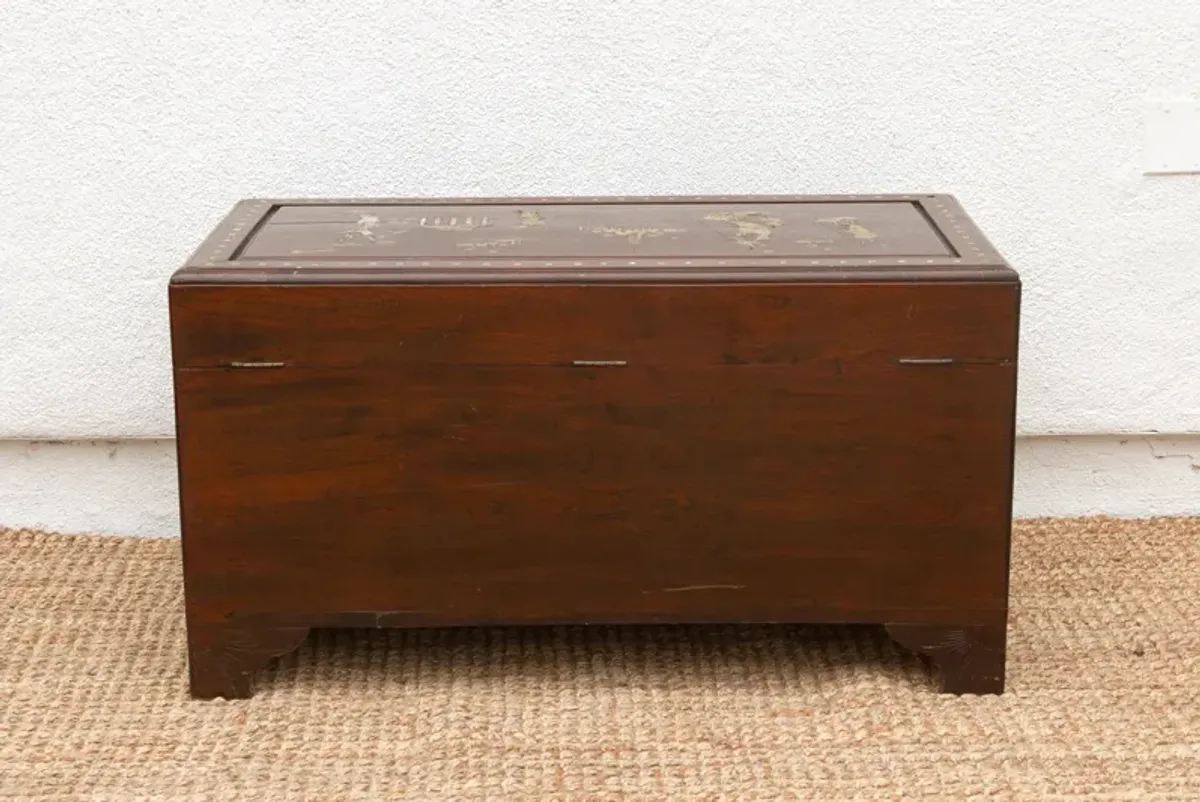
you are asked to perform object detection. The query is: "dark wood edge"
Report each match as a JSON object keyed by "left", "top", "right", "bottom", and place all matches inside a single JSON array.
[
  {"left": 220, "top": 606, "right": 1011, "bottom": 629},
  {"left": 184, "top": 199, "right": 276, "bottom": 269},
  {"left": 1001, "top": 285, "right": 1022, "bottom": 611},
  {"left": 915, "top": 196, "right": 1008, "bottom": 266},
  {"left": 180, "top": 616, "right": 1007, "bottom": 698},
  {"left": 885, "top": 622, "right": 1007, "bottom": 695},
  {"left": 171, "top": 268, "right": 1018, "bottom": 286},
  {"left": 187, "top": 621, "right": 311, "bottom": 700},
  {"left": 234, "top": 192, "right": 954, "bottom": 207}
]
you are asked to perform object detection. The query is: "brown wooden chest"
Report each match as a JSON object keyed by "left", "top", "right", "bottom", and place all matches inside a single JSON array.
[{"left": 170, "top": 194, "right": 1020, "bottom": 698}]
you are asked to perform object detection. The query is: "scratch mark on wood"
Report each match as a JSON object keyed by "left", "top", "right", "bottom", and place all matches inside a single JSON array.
[
  {"left": 654, "top": 584, "right": 747, "bottom": 593},
  {"left": 461, "top": 480, "right": 530, "bottom": 489}
]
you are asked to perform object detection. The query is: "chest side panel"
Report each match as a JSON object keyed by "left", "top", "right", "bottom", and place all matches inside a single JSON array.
[{"left": 172, "top": 283, "right": 1018, "bottom": 625}]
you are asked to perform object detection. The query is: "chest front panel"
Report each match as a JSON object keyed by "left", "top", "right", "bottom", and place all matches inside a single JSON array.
[{"left": 172, "top": 282, "right": 1018, "bottom": 624}]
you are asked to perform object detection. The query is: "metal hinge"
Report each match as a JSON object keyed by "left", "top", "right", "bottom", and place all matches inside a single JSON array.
[
  {"left": 225, "top": 361, "right": 286, "bottom": 369},
  {"left": 571, "top": 360, "right": 628, "bottom": 367},
  {"left": 896, "top": 357, "right": 957, "bottom": 366}
]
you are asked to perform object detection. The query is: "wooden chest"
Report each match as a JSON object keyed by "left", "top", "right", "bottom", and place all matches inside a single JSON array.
[{"left": 170, "top": 194, "right": 1020, "bottom": 698}]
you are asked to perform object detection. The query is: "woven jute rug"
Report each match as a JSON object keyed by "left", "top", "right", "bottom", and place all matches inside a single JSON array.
[{"left": 2, "top": 518, "right": 1198, "bottom": 800}]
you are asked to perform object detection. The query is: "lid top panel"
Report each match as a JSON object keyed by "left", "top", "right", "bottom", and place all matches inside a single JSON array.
[
  {"left": 241, "top": 200, "right": 953, "bottom": 261},
  {"left": 177, "top": 195, "right": 1013, "bottom": 284}
]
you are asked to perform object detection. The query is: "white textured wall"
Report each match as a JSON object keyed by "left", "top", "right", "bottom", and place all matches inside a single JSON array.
[
  {"left": 2, "top": 0, "right": 1199, "bottom": 438},
  {"left": 2, "top": 1, "right": 1199, "bottom": 531}
]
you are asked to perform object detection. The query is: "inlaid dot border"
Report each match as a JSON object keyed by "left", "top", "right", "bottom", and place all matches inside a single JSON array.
[
  {"left": 201, "top": 199, "right": 274, "bottom": 267},
  {"left": 926, "top": 196, "right": 996, "bottom": 262},
  {"left": 193, "top": 195, "right": 1001, "bottom": 270}
]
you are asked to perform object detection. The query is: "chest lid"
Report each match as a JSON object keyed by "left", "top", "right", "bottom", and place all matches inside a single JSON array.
[{"left": 173, "top": 194, "right": 1015, "bottom": 284}]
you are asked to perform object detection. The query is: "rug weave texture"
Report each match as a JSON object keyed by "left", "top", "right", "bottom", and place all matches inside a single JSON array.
[{"left": 2, "top": 518, "right": 1199, "bottom": 800}]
